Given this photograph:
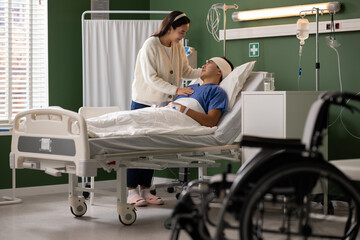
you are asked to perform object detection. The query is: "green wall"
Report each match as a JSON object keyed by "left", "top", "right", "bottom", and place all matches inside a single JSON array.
[
  {"left": 150, "top": 0, "right": 360, "bottom": 161},
  {"left": 1, "top": 0, "right": 360, "bottom": 190}
]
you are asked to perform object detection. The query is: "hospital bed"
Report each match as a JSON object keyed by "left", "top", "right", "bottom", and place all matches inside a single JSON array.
[{"left": 9, "top": 72, "right": 266, "bottom": 225}]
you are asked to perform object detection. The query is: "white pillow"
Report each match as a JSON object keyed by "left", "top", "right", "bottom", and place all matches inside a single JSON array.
[{"left": 219, "top": 61, "right": 256, "bottom": 110}]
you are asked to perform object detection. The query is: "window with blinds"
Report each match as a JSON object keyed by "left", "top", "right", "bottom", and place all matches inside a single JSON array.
[{"left": 0, "top": 0, "right": 48, "bottom": 124}]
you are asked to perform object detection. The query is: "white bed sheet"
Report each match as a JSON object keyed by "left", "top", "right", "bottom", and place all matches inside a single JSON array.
[{"left": 85, "top": 106, "right": 216, "bottom": 138}]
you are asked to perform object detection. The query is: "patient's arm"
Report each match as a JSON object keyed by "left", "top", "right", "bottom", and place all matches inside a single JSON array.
[
  {"left": 185, "top": 108, "right": 222, "bottom": 127},
  {"left": 171, "top": 102, "right": 222, "bottom": 127}
]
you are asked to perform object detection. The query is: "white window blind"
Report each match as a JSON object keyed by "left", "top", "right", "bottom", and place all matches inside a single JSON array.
[{"left": 0, "top": 0, "right": 48, "bottom": 124}]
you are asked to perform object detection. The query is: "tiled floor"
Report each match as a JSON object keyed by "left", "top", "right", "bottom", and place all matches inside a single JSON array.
[
  {"left": 1, "top": 187, "right": 360, "bottom": 240},
  {"left": 0, "top": 188, "right": 183, "bottom": 240}
]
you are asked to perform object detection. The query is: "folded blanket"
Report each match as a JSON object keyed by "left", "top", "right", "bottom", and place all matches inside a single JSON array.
[{"left": 85, "top": 106, "right": 217, "bottom": 138}]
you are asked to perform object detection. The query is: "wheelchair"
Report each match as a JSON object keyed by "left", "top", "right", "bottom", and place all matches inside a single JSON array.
[{"left": 170, "top": 92, "right": 360, "bottom": 240}]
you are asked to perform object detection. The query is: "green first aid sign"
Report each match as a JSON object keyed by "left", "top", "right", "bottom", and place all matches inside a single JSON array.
[{"left": 249, "top": 43, "right": 259, "bottom": 57}]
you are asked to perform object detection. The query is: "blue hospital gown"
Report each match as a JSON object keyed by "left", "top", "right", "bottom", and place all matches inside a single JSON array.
[{"left": 175, "top": 83, "right": 227, "bottom": 114}]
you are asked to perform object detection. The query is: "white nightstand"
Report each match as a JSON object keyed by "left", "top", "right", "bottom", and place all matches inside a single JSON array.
[{"left": 241, "top": 91, "right": 326, "bottom": 163}]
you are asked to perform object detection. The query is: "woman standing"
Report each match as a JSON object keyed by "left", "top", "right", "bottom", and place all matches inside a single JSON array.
[{"left": 128, "top": 11, "right": 201, "bottom": 207}]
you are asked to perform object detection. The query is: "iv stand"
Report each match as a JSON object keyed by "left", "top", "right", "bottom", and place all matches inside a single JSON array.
[
  {"left": 221, "top": 4, "right": 238, "bottom": 57},
  {"left": 315, "top": 8, "right": 320, "bottom": 91},
  {"left": 300, "top": 8, "right": 325, "bottom": 91},
  {"left": 299, "top": 2, "right": 340, "bottom": 91},
  {"left": 223, "top": 3, "right": 227, "bottom": 57}
]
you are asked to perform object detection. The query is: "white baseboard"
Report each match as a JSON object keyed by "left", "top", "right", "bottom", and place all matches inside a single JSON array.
[{"left": 0, "top": 177, "right": 174, "bottom": 197}]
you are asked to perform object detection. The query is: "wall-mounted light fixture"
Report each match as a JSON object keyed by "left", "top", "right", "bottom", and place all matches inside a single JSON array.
[{"left": 232, "top": 2, "right": 340, "bottom": 21}]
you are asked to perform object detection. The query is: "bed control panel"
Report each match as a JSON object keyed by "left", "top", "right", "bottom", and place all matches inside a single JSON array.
[{"left": 40, "top": 138, "right": 52, "bottom": 152}]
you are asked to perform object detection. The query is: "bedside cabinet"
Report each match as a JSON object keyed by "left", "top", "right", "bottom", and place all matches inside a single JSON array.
[{"left": 241, "top": 91, "right": 326, "bottom": 163}]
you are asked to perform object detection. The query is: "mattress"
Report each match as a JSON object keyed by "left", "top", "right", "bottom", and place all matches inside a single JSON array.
[{"left": 88, "top": 134, "right": 222, "bottom": 156}]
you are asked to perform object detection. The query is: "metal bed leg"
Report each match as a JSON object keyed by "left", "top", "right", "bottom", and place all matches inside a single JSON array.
[
  {"left": 69, "top": 174, "right": 78, "bottom": 197},
  {"left": 117, "top": 168, "right": 127, "bottom": 204},
  {"left": 198, "top": 167, "right": 205, "bottom": 181},
  {"left": 68, "top": 173, "right": 87, "bottom": 217},
  {"left": 81, "top": 177, "right": 86, "bottom": 188},
  {"left": 198, "top": 167, "right": 208, "bottom": 190},
  {"left": 116, "top": 167, "right": 136, "bottom": 225},
  {"left": 179, "top": 168, "right": 190, "bottom": 184},
  {"left": 0, "top": 165, "right": 22, "bottom": 205},
  {"left": 90, "top": 176, "right": 95, "bottom": 206}
]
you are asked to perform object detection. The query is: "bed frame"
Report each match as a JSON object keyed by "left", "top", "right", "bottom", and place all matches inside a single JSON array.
[
  {"left": 8, "top": 69, "right": 267, "bottom": 222},
  {"left": 10, "top": 107, "right": 240, "bottom": 225}
]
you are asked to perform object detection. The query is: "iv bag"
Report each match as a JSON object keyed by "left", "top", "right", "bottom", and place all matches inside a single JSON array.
[{"left": 296, "top": 18, "right": 309, "bottom": 45}]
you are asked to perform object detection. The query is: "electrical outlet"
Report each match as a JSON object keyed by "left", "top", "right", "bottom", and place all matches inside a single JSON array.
[{"left": 326, "top": 23, "right": 340, "bottom": 30}]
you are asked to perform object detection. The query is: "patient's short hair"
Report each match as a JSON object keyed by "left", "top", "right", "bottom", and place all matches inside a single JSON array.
[
  {"left": 219, "top": 57, "right": 234, "bottom": 82},
  {"left": 222, "top": 57, "right": 234, "bottom": 71}
]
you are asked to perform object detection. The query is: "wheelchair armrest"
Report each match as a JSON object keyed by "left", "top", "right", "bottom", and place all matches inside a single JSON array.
[{"left": 240, "top": 135, "right": 305, "bottom": 150}]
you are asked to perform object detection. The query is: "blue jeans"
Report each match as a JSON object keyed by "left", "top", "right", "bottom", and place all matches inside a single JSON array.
[{"left": 127, "top": 101, "right": 154, "bottom": 188}]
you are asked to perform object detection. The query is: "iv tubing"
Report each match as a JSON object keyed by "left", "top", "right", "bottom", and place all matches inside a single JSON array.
[
  {"left": 327, "top": 44, "right": 344, "bottom": 127},
  {"left": 206, "top": 4, "right": 238, "bottom": 57},
  {"left": 297, "top": 44, "right": 303, "bottom": 90},
  {"left": 332, "top": 46, "right": 343, "bottom": 92},
  {"left": 329, "top": 92, "right": 360, "bottom": 140},
  {"left": 340, "top": 92, "right": 360, "bottom": 140}
]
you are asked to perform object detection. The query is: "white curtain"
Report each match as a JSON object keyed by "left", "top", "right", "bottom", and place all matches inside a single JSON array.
[{"left": 83, "top": 20, "right": 162, "bottom": 110}]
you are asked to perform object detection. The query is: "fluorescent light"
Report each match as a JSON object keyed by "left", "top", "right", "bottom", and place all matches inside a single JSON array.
[{"left": 232, "top": 2, "right": 341, "bottom": 21}]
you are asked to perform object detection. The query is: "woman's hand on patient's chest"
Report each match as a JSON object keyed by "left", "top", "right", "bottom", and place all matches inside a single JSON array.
[{"left": 176, "top": 87, "right": 194, "bottom": 96}]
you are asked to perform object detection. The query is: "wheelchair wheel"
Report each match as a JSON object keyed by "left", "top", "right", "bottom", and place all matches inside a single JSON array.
[{"left": 240, "top": 161, "right": 360, "bottom": 240}]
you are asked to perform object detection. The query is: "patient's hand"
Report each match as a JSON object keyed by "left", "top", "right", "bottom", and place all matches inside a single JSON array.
[
  {"left": 176, "top": 87, "right": 194, "bottom": 96},
  {"left": 170, "top": 102, "right": 186, "bottom": 113}
]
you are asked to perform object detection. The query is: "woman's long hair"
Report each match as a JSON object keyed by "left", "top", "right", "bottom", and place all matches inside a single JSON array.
[{"left": 152, "top": 11, "right": 190, "bottom": 37}]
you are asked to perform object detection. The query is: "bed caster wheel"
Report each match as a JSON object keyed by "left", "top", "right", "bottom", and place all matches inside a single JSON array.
[
  {"left": 69, "top": 196, "right": 87, "bottom": 217},
  {"left": 117, "top": 203, "right": 137, "bottom": 225},
  {"left": 119, "top": 209, "right": 137, "bottom": 226},
  {"left": 70, "top": 202, "right": 87, "bottom": 217},
  {"left": 167, "top": 187, "right": 175, "bottom": 193},
  {"left": 150, "top": 189, "right": 156, "bottom": 195}
]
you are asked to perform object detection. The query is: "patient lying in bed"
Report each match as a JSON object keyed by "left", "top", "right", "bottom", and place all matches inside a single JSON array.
[
  {"left": 170, "top": 57, "right": 233, "bottom": 127},
  {"left": 85, "top": 57, "right": 233, "bottom": 138}
]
